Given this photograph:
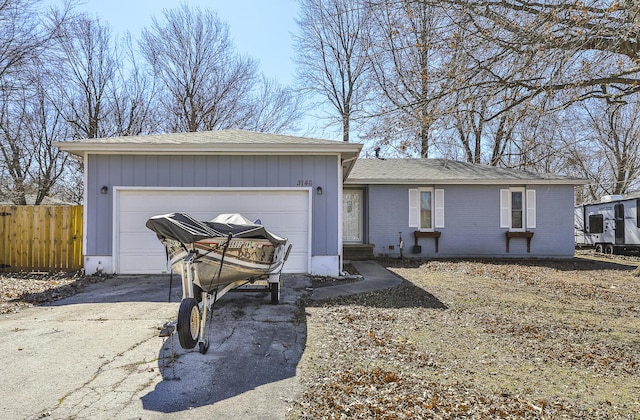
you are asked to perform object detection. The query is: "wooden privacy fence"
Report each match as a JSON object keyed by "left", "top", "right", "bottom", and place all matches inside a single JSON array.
[{"left": 0, "top": 205, "right": 83, "bottom": 272}]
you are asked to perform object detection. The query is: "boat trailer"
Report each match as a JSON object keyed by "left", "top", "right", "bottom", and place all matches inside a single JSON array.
[{"left": 163, "top": 244, "right": 291, "bottom": 355}]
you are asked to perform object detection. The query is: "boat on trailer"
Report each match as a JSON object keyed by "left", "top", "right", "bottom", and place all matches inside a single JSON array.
[{"left": 146, "top": 212, "right": 292, "bottom": 354}]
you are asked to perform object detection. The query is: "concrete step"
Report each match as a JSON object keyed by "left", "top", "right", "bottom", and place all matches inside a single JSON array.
[{"left": 343, "top": 244, "right": 374, "bottom": 260}]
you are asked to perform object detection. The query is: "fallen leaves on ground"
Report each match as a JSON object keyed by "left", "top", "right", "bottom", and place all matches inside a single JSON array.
[
  {"left": 0, "top": 271, "right": 104, "bottom": 314},
  {"left": 291, "top": 252, "right": 640, "bottom": 419}
]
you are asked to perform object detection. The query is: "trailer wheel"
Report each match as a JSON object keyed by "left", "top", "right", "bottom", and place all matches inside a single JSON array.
[
  {"left": 270, "top": 282, "right": 279, "bottom": 305},
  {"left": 177, "top": 298, "right": 200, "bottom": 349},
  {"left": 604, "top": 244, "right": 615, "bottom": 255},
  {"left": 595, "top": 244, "right": 604, "bottom": 253}
]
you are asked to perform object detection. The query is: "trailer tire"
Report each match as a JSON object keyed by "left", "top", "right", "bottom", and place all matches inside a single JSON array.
[
  {"left": 595, "top": 244, "right": 604, "bottom": 253},
  {"left": 605, "top": 244, "right": 615, "bottom": 255},
  {"left": 177, "top": 298, "right": 200, "bottom": 349}
]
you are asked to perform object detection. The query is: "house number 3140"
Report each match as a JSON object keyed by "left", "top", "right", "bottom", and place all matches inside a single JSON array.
[{"left": 296, "top": 180, "right": 313, "bottom": 187}]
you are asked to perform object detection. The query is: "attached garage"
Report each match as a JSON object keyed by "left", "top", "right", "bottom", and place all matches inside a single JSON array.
[
  {"left": 55, "top": 130, "right": 362, "bottom": 276},
  {"left": 116, "top": 188, "right": 310, "bottom": 274}
]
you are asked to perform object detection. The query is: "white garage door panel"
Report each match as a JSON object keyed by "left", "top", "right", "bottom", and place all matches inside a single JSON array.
[
  {"left": 284, "top": 235, "right": 308, "bottom": 271},
  {"left": 117, "top": 189, "right": 309, "bottom": 274},
  {"left": 119, "top": 232, "right": 165, "bottom": 254},
  {"left": 120, "top": 213, "right": 157, "bottom": 231}
]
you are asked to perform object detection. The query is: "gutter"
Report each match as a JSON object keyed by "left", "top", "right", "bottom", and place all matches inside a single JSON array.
[{"left": 344, "top": 178, "right": 590, "bottom": 186}]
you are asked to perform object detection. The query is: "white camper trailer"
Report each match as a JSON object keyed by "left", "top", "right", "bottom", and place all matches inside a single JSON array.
[{"left": 575, "top": 194, "right": 640, "bottom": 254}]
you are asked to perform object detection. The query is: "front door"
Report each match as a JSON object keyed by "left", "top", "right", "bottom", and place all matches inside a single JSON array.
[{"left": 343, "top": 189, "right": 363, "bottom": 243}]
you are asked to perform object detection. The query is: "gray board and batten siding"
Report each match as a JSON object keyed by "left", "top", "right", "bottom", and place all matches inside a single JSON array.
[
  {"left": 363, "top": 183, "right": 576, "bottom": 258},
  {"left": 345, "top": 159, "right": 587, "bottom": 258},
  {"left": 85, "top": 154, "right": 340, "bottom": 257},
  {"left": 55, "top": 130, "right": 362, "bottom": 275}
]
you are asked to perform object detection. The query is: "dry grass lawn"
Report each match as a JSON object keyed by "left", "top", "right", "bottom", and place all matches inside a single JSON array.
[
  {"left": 2, "top": 254, "right": 638, "bottom": 418},
  {"left": 290, "top": 253, "right": 640, "bottom": 419}
]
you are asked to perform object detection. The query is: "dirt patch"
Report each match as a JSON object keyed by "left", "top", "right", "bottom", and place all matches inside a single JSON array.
[
  {"left": 0, "top": 271, "right": 106, "bottom": 314},
  {"left": 309, "top": 262, "right": 362, "bottom": 288},
  {"left": 291, "top": 253, "right": 640, "bottom": 419}
]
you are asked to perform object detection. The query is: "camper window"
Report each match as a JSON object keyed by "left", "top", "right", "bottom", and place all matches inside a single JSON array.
[{"left": 589, "top": 214, "right": 604, "bottom": 234}]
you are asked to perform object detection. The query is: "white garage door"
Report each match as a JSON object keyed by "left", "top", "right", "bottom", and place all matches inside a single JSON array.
[{"left": 116, "top": 189, "right": 310, "bottom": 274}]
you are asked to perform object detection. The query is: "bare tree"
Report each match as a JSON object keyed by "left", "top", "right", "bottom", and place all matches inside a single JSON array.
[
  {"left": 49, "top": 13, "right": 117, "bottom": 139},
  {"left": 290, "top": 0, "right": 640, "bottom": 197},
  {"left": 437, "top": 0, "right": 640, "bottom": 110},
  {"left": 502, "top": 107, "right": 569, "bottom": 173},
  {"left": 0, "top": 0, "right": 42, "bottom": 203},
  {"left": 139, "top": 4, "right": 258, "bottom": 132},
  {"left": 109, "top": 34, "right": 161, "bottom": 136},
  {"left": 0, "top": 89, "right": 32, "bottom": 204},
  {"left": 365, "top": 0, "right": 452, "bottom": 157},
  {"left": 568, "top": 99, "right": 640, "bottom": 199},
  {"left": 433, "top": 26, "right": 534, "bottom": 167},
  {"left": 440, "top": 86, "right": 528, "bottom": 166},
  {"left": 0, "top": 0, "right": 74, "bottom": 204},
  {"left": 295, "top": 0, "right": 371, "bottom": 142},
  {"left": 0, "top": 66, "right": 72, "bottom": 205},
  {"left": 245, "top": 77, "right": 304, "bottom": 133},
  {"left": 0, "top": 0, "right": 51, "bottom": 93},
  {"left": 27, "top": 69, "right": 71, "bottom": 204}
]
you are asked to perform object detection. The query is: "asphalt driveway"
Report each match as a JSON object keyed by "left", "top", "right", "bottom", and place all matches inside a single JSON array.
[{"left": 0, "top": 273, "right": 310, "bottom": 419}]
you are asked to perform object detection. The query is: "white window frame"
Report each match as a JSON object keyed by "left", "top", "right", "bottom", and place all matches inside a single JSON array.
[
  {"left": 419, "top": 187, "right": 434, "bottom": 231},
  {"left": 409, "top": 188, "right": 444, "bottom": 230},
  {"left": 500, "top": 187, "right": 536, "bottom": 231}
]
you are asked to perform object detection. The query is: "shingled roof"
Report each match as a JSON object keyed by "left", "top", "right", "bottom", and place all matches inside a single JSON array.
[
  {"left": 55, "top": 129, "right": 362, "bottom": 156},
  {"left": 345, "top": 158, "right": 587, "bottom": 185},
  {"left": 54, "top": 129, "right": 363, "bottom": 178}
]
